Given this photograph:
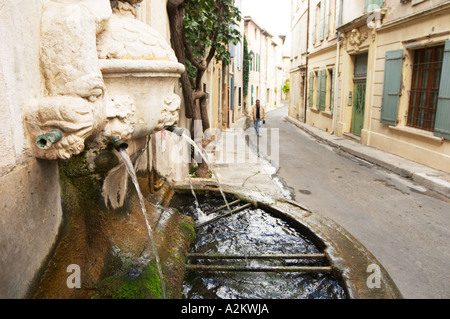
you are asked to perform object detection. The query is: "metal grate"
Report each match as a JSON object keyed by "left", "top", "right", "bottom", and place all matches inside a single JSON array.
[{"left": 408, "top": 45, "right": 444, "bottom": 131}]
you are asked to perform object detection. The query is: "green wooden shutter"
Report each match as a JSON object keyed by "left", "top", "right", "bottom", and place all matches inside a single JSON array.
[
  {"left": 331, "top": 67, "right": 336, "bottom": 112},
  {"left": 434, "top": 40, "right": 450, "bottom": 140},
  {"left": 319, "top": 70, "right": 327, "bottom": 111},
  {"left": 309, "top": 71, "right": 314, "bottom": 107},
  {"left": 312, "top": 10, "right": 316, "bottom": 45},
  {"left": 381, "top": 49, "right": 403, "bottom": 126},
  {"left": 251, "top": 85, "right": 254, "bottom": 105},
  {"left": 319, "top": 0, "right": 325, "bottom": 41},
  {"left": 316, "top": 71, "right": 321, "bottom": 108},
  {"left": 365, "top": 0, "right": 384, "bottom": 13},
  {"left": 324, "top": 0, "right": 329, "bottom": 39},
  {"left": 256, "top": 54, "right": 261, "bottom": 72}
]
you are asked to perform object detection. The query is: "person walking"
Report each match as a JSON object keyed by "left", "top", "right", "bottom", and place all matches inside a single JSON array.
[{"left": 250, "top": 99, "right": 266, "bottom": 137}]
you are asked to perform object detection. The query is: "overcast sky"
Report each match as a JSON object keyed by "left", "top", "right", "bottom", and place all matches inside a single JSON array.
[{"left": 241, "top": 0, "right": 291, "bottom": 36}]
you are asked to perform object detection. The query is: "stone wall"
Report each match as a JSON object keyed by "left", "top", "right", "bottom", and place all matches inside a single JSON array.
[
  {"left": 0, "top": 0, "right": 63, "bottom": 298},
  {"left": 0, "top": 0, "right": 188, "bottom": 298}
]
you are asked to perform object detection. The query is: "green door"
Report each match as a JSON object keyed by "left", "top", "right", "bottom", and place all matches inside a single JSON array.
[
  {"left": 351, "top": 53, "right": 368, "bottom": 137},
  {"left": 351, "top": 80, "right": 366, "bottom": 136}
]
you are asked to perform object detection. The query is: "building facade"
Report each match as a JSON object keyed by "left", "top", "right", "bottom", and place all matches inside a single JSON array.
[
  {"left": 290, "top": 0, "right": 450, "bottom": 172},
  {"left": 290, "top": 0, "right": 310, "bottom": 122},
  {"left": 245, "top": 16, "right": 285, "bottom": 112}
]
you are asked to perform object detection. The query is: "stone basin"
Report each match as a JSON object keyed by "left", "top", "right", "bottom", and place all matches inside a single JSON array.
[{"left": 170, "top": 179, "right": 403, "bottom": 299}]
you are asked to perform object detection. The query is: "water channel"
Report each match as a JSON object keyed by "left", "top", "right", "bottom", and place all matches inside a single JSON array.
[{"left": 170, "top": 192, "right": 347, "bottom": 299}]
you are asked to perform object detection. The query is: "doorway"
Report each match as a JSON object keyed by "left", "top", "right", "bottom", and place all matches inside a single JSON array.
[{"left": 351, "top": 53, "right": 368, "bottom": 137}]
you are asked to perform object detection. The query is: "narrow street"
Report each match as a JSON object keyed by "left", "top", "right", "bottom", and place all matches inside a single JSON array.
[{"left": 255, "top": 105, "right": 450, "bottom": 299}]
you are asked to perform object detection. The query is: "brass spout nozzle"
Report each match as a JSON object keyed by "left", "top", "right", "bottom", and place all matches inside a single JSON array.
[
  {"left": 36, "top": 129, "right": 63, "bottom": 150},
  {"left": 112, "top": 136, "right": 128, "bottom": 151},
  {"left": 166, "top": 125, "right": 185, "bottom": 137}
]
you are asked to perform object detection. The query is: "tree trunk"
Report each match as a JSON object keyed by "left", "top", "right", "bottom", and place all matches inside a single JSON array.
[
  {"left": 167, "top": 0, "right": 213, "bottom": 179},
  {"left": 167, "top": 0, "right": 194, "bottom": 119}
]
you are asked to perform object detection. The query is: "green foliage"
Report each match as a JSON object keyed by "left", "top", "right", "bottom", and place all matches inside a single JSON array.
[
  {"left": 179, "top": 222, "right": 196, "bottom": 242},
  {"left": 243, "top": 35, "right": 249, "bottom": 98},
  {"left": 184, "top": 0, "right": 242, "bottom": 86},
  {"left": 283, "top": 79, "right": 290, "bottom": 94}
]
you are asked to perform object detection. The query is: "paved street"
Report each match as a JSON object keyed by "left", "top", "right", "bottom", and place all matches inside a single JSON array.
[{"left": 230, "top": 105, "right": 450, "bottom": 299}]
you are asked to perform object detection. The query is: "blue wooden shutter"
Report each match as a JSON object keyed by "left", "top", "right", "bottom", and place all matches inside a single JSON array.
[
  {"left": 319, "top": 0, "right": 325, "bottom": 41},
  {"left": 324, "top": 0, "right": 329, "bottom": 39},
  {"left": 319, "top": 69, "right": 327, "bottom": 111},
  {"left": 237, "top": 42, "right": 241, "bottom": 69},
  {"left": 312, "top": 9, "right": 316, "bottom": 45},
  {"left": 258, "top": 54, "right": 260, "bottom": 72},
  {"left": 381, "top": 49, "right": 403, "bottom": 126},
  {"left": 365, "top": 0, "right": 384, "bottom": 13},
  {"left": 330, "top": 67, "right": 336, "bottom": 112},
  {"left": 230, "top": 77, "right": 235, "bottom": 111},
  {"left": 434, "top": 40, "right": 450, "bottom": 140}
]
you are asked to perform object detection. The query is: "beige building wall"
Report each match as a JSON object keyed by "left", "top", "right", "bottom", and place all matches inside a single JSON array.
[
  {"left": 363, "top": 0, "right": 450, "bottom": 172},
  {"left": 306, "top": 0, "right": 339, "bottom": 133},
  {"left": 296, "top": 0, "right": 450, "bottom": 173},
  {"left": 244, "top": 17, "right": 283, "bottom": 112},
  {"left": 336, "top": 0, "right": 450, "bottom": 172},
  {"left": 0, "top": 0, "right": 185, "bottom": 298},
  {"left": 230, "top": 5, "right": 246, "bottom": 124},
  {"left": 289, "top": 0, "right": 309, "bottom": 121},
  {"left": 0, "top": 0, "right": 64, "bottom": 298}
]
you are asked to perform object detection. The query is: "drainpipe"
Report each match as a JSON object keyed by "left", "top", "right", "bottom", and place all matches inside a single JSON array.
[
  {"left": 332, "top": 41, "right": 341, "bottom": 135},
  {"left": 304, "top": 0, "right": 310, "bottom": 124},
  {"left": 209, "top": 62, "right": 213, "bottom": 127},
  {"left": 332, "top": 0, "right": 344, "bottom": 135}
]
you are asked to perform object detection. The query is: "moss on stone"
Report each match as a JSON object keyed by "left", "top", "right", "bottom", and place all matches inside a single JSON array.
[
  {"left": 179, "top": 222, "right": 196, "bottom": 242},
  {"left": 94, "top": 261, "right": 165, "bottom": 299}
]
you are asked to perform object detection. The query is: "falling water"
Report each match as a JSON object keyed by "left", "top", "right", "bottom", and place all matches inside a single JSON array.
[
  {"left": 181, "top": 133, "right": 230, "bottom": 211},
  {"left": 180, "top": 133, "right": 248, "bottom": 261},
  {"left": 187, "top": 173, "right": 210, "bottom": 223},
  {"left": 118, "top": 149, "right": 167, "bottom": 299}
]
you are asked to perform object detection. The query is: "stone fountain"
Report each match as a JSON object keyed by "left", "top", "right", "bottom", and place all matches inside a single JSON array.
[
  {"left": 27, "top": 0, "right": 194, "bottom": 299},
  {"left": 22, "top": 0, "right": 402, "bottom": 300}
]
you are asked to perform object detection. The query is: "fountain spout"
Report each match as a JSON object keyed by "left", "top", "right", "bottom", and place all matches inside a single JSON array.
[
  {"left": 165, "top": 125, "right": 185, "bottom": 137},
  {"left": 35, "top": 129, "right": 63, "bottom": 150},
  {"left": 111, "top": 136, "right": 129, "bottom": 151}
]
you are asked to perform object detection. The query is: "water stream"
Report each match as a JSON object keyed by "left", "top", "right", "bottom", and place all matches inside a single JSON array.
[
  {"left": 118, "top": 149, "right": 167, "bottom": 299},
  {"left": 181, "top": 133, "right": 230, "bottom": 211},
  {"left": 187, "top": 173, "right": 209, "bottom": 223}
]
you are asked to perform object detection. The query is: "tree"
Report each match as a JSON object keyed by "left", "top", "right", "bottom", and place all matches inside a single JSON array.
[
  {"left": 243, "top": 35, "right": 249, "bottom": 104},
  {"left": 282, "top": 79, "right": 290, "bottom": 99},
  {"left": 167, "top": 0, "right": 241, "bottom": 177}
]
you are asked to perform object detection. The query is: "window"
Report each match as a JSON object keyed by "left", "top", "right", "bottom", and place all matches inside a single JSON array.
[
  {"left": 329, "top": 68, "right": 336, "bottom": 112},
  {"left": 381, "top": 40, "right": 450, "bottom": 140},
  {"left": 365, "top": 0, "right": 384, "bottom": 13},
  {"left": 314, "top": 3, "right": 321, "bottom": 45},
  {"left": 317, "top": 69, "right": 327, "bottom": 111},
  {"left": 407, "top": 45, "right": 444, "bottom": 132},
  {"left": 313, "top": 0, "right": 330, "bottom": 44}
]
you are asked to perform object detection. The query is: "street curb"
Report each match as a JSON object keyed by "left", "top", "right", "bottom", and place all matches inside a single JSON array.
[{"left": 284, "top": 115, "right": 450, "bottom": 199}]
